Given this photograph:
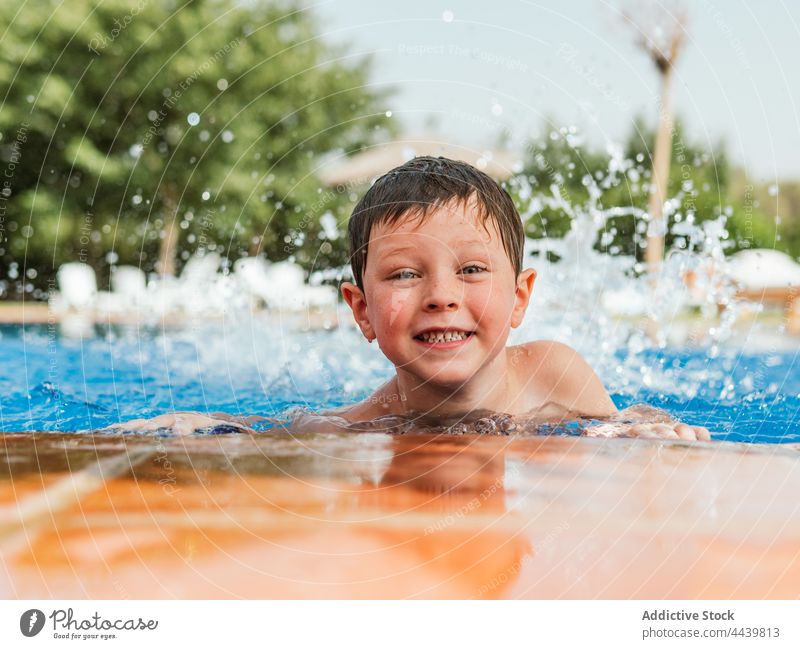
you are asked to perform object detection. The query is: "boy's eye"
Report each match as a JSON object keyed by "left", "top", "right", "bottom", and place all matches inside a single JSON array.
[
  {"left": 460, "top": 264, "right": 487, "bottom": 275},
  {"left": 390, "top": 270, "right": 418, "bottom": 280}
]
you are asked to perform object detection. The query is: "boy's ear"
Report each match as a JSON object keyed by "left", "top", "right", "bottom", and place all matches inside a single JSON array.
[
  {"left": 340, "top": 281, "right": 376, "bottom": 342},
  {"left": 510, "top": 268, "right": 536, "bottom": 328}
]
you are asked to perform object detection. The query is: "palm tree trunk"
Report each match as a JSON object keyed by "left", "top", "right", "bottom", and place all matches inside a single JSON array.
[
  {"left": 646, "top": 66, "right": 674, "bottom": 275},
  {"left": 157, "top": 183, "right": 179, "bottom": 277}
]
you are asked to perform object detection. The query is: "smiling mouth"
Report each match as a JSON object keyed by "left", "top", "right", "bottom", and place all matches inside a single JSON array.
[{"left": 413, "top": 330, "right": 475, "bottom": 344}]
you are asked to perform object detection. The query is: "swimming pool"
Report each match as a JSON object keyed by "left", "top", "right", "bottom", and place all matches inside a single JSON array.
[
  {"left": 1, "top": 314, "right": 797, "bottom": 443},
  {"left": 2, "top": 312, "right": 799, "bottom": 600}
]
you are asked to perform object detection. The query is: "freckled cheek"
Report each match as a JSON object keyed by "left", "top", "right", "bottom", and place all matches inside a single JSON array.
[
  {"left": 466, "top": 285, "right": 499, "bottom": 313},
  {"left": 468, "top": 286, "right": 515, "bottom": 328}
]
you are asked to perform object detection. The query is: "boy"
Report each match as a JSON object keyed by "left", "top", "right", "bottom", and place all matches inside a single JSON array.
[
  {"left": 330, "top": 156, "right": 708, "bottom": 440},
  {"left": 119, "top": 156, "right": 709, "bottom": 440}
]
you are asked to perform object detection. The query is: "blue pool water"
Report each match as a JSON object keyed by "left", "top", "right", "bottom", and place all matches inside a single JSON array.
[{"left": 0, "top": 322, "right": 798, "bottom": 443}]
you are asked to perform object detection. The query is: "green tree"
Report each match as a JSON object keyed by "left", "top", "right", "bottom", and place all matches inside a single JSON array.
[
  {"left": 726, "top": 171, "right": 796, "bottom": 257},
  {"left": 513, "top": 118, "right": 776, "bottom": 262},
  {"left": 0, "top": 0, "right": 392, "bottom": 297}
]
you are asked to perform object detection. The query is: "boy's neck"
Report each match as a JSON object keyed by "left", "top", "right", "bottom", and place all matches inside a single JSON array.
[{"left": 391, "top": 351, "right": 514, "bottom": 417}]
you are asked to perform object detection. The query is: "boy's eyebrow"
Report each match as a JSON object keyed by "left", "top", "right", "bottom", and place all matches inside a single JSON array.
[
  {"left": 379, "top": 245, "right": 418, "bottom": 258},
  {"left": 381, "top": 238, "right": 488, "bottom": 254},
  {"left": 451, "top": 238, "right": 491, "bottom": 248}
]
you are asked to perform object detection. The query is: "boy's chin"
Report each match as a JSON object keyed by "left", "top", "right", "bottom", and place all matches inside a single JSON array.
[{"left": 412, "top": 365, "right": 478, "bottom": 389}]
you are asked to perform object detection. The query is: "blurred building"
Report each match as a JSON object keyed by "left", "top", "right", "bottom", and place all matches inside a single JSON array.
[{"left": 319, "top": 134, "right": 521, "bottom": 187}]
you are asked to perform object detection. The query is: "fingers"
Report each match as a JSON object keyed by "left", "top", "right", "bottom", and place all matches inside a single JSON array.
[
  {"left": 629, "top": 422, "right": 711, "bottom": 441},
  {"left": 105, "top": 418, "right": 150, "bottom": 431},
  {"left": 628, "top": 424, "right": 649, "bottom": 437},
  {"left": 104, "top": 412, "right": 255, "bottom": 435},
  {"left": 694, "top": 426, "right": 711, "bottom": 441},
  {"left": 172, "top": 414, "right": 194, "bottom": 436},
  {"left": 630, "top": 423, "right": 679, "bottom": 439},
  {"left": 173, "top": 414, "right": 251, "bottom": 435},
  {"left": 674, "top": 424, "right": 697, "bottom": 440},
  {"left": 653, "top": 424, "right": 680, "bottom": 439},
  {"left": 674, "top": 423, "right": 712, "bottom": 441}
]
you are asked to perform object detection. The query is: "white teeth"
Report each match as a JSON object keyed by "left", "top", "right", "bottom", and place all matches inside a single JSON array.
[{"left": 418, "top": 331, "right": 470, "bottom": 343}]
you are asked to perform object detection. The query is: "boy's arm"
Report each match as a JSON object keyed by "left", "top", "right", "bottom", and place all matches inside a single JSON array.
[
  {"left": 530, "top": 341, "right": 710, "bottom": 441},
  {"left": 531, "top": 341, "right": 618, "bottom": 418},
  {"left": 105, "top": 411, "right": 257, "bottom": 435}
]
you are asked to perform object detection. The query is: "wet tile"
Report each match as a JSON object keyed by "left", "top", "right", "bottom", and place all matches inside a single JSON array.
[{"left": 1, "top": 432, "right": 798, "bottom": 598}]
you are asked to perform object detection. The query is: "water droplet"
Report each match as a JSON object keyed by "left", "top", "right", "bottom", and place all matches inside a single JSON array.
[
  {"left": 221, "top": 130, "right": 234, "bottom": 143},
  {"left": 385, "top": 110, "right": 392, "bottom": 118},
  {"left": 217, "top": 78, "right": 229, "bottom": 91},
  {"left": 187, "top": 112, "right": 200, "bottom": 126},
  {"left": 442, "top": 9, "right": 454, "bottom": 22},
  {"left": 201, "top": 190, "right": 211, "bottom": 201}
]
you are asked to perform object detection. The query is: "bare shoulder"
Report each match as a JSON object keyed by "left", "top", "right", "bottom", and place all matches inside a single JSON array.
[
  {"left": 509, "top": 340, "right": 587, "bottom": 377},
  {"left": 321, "top": 378, "right": 399, "bottom": 423},
  {"left": 511, "top": 339, "right": 580, "bottom": 366},
  {"left": 510, "top": 340, "right": 617, "bottom": 417}
]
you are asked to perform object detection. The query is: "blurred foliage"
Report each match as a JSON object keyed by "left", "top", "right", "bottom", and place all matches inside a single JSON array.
[
  {"left": 512, "top": 118, "right": 796, "bottom": 263},
  {"left": 727, "top": 171, "right": 800, "bottom": 257},
  {"left": 0, "top": 0, "right": 393, "bottom": 298}
]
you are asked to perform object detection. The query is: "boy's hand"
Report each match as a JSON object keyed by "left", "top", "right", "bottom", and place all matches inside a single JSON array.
[
  {"left": 626, "top": 422, "right": 711, "bottom": 441},
  {"left": 105, "top": 411, "right": 253, "bottom": 435},
  {"left": 585, "top": 420, "right": 711, "bottom": 441}
]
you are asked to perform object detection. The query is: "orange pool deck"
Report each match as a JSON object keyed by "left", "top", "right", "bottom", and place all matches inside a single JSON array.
[{"left": 1, "top": 432, "right": 799, "bottom": 599}]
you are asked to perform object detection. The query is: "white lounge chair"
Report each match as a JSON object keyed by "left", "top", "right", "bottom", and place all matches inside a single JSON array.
[
  {"left": 53, "top": 262, "right": 97, "bottom": 311},
  {"left": 143, "top": 275, "right": 183, "bottom": 317},
  {"left": 111, "top": 265, "right": 147, "bottom": 303},
  {"left": 177, "top": 252, "right": 223, "bottom": 314},
  {"left": 180, "top": 251, "right": 222, "bottom": 284},
  {"left": 261, "top": 261, "right": 336, "bottom": 310},
  {"left": 233, "top": 258, "right": 336, "bottom": 311},
  {"left": 94, "top": 265, "right": 149, "bottom": 315},
  {"left": 233, "top": 256, "right": 273, "bottom": 309}
]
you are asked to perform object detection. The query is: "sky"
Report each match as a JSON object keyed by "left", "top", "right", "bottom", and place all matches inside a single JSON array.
[{"left": 313, "top": 0, "right": 800, "bottom": 181}]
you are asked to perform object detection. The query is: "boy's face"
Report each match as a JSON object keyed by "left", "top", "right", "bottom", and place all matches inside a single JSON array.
[{"left": 342, "top": 198, "right": 535, "bottom": 390}]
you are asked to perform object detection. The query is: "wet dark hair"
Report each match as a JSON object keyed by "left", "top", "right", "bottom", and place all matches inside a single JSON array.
[{"left": 347, "top": 156, "right": 524, "bottom": 291}]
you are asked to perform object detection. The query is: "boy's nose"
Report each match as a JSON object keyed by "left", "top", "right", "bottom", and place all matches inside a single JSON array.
[{"left": 423, "top": 277, "right": 461, "bottom": 311}]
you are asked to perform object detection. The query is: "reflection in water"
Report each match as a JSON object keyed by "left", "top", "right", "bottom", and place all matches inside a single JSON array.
[
  {"left": 365, "top": 436, "right": 533, "bottom": 599},
  {"left": 0, "top": 432, "right": 533, "bottom": 598}
]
